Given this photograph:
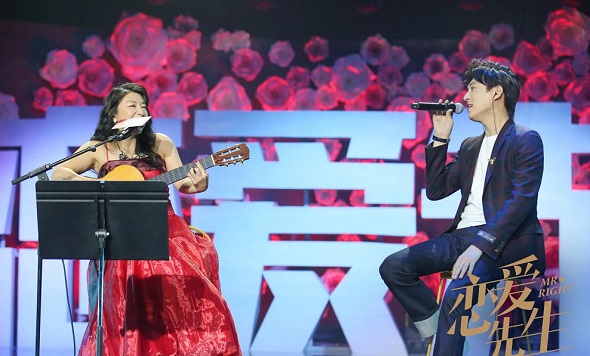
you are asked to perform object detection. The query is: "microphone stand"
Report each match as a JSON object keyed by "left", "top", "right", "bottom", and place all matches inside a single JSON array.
[
  {"left": 11, "top": 126, "right": 137, "bottom": 356},
  {"left": 11, "top": 127, "right": 137, "bottom": 185}
]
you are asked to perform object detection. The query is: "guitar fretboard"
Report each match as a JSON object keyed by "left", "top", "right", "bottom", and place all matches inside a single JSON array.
[{"left": 147, "top": 155, "right": 215, "bottom": 185}]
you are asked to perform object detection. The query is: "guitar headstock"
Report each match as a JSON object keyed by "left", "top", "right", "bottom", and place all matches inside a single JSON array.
[{"left": 212, "top": 143, "right": 250, "bottom": 167}]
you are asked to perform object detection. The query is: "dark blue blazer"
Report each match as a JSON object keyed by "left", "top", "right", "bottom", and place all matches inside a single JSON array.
[{"left": 425, "top": 120, "right": 546, "bottom": 271}]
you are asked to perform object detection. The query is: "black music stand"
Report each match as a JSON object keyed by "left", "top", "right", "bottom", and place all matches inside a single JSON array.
[{"left": 35, "top": 180, "right": 169, "bottom": 356}]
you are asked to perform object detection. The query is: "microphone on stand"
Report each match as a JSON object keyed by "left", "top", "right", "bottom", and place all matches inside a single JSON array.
[
  {"left": 112, "top": 126, "right": 139, "bottom": 141},
  {"left": 411, "top": 102, "right": 464, "bottom": 114}
]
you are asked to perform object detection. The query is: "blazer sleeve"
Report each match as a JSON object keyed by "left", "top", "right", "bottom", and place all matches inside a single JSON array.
[
  {"left": 471, "top": 129, "right": 544, "bottom": 260},
  {"left": 425, "top": 141, "right": 463, "bottom": 201}
]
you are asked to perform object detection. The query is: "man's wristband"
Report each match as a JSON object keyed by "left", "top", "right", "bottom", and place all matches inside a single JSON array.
[{"left": 432, "top": 135, "right": 450, "bottom": 144}]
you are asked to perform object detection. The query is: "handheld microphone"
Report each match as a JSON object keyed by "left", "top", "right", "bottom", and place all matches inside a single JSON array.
[{"left": 411, "top": 102, "right": 464, "bottom": 114}]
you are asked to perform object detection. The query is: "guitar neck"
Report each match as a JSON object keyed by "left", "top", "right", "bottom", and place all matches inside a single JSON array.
[{"left": 147, "top": 155, "right": 215, "bottom": 185}]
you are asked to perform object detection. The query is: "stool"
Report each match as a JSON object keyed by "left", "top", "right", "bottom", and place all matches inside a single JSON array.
[{"left": 425, "top": 272, "right": 532, "bottom": 356}]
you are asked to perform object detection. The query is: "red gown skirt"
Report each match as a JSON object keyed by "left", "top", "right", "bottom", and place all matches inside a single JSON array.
[{"left": 78, "top": 159, "right": 241, "bottom": 355}]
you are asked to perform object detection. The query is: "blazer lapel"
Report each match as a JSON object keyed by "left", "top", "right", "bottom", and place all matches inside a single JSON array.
[{"left": 461, "top": 134, "right": 484, "bottom": 196}]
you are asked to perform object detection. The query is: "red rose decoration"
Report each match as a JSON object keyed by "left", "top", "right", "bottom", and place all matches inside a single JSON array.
[
  {"left": 458, "top": 30, "right": 491, "bottom": 59},
  {"left": 230, "top": 30, "right": 251, "bottom": 51},
  {"left": 311, "top": 65, "right": 333, "bottom": 87},
  {"left": 421, "top": 83, "right": 447, "bottom": 102},
  {"left": 573, "top": 52, "right": 590, "bottom": 76},
  {"left": 449, "top": 51, "right": 469, "bottom": 74},
  {"left": 207, "top": 76, "right": 252, "bottom": 111},
  {"left": 255, "top": 76, "right": 294, "bottom": 111},
  {"left": 317, "top": 138, "right": 342, "bottom": 161},
  {"left": 423, "top": 54, "right": 451, "bottom": 82},
  {"left": 344, "top": 95, "right": 367, "bottom": 111},
  {"left": 486, "top": 55, "right": 512, "bottom": 68},
  {"left": 165, "top": 38, "right": 197, "bottom": 73},
  {"left": 360, "top": 34, "right": 390, "bottom": 66},
  {"left": 268, "top": 40, "right": 295, "bottom": 68},
  {"left": 211, "top": 29, "right": 232, "bottom": 52},
  {"left": 336, "top": 234, "right": 361, "bottom": 242},
  {"left": 33, "top": 87, "right": 54, "bottom": 112},
  {"left": 55, "top": 89, "right": 86, "bottom": 106},
  {"left": 544, "top": 7, "right": 590, "bottom": 57},
  {"left": 544, "top": 235, "right": 560, "bottom": 270},
  {"left": 536, "top": 37, "right": 556, "bottom": 61},
  {"left": 403, "top": 231, "right": 429, "bottom": 247},
  {"left": 289, "top": 88, "right": 318, "bottom": 110},
  {"left": 321, "top": 268, "right": 347, "bottom": 293},
  {"left": 577, "top": 107, "right": 590, "bottom": 125},
  {"left": 411, "top": 144, "right": 427, "bottom": 170},
  {"left": 511, "top": 41, "right": 551, "bottom": 76},
  {"left": 143, "top": 69, "right": 178, "bottom": 100},
  {"left": 314, "top": 189, "right": 337, "bottom": 205},
  {"left": 183, "top": 30, "right": 202, "bottom": 50},
  {"left": 77, "top": 59, "right": 114, "bottom": 98},
  {"left": 377, "top": 64, "right": 403, "bottom": 90},
  {"left": 231, "top": 48, "right": 264, "bottom": 82},
  {"left": 108, "top": 13, "right": 167, "bottom": 81},
  {"left": 82, "top": 35, "right": 106, "bottom": 59},
  {"left": 150, "top": 92, "right": 189, "bottom": 121},
  {"left": 0, "top": 93, "right": 19, "bottom": 120},
  {"left": 173, "top": 15, "right": 199, "bottom": 32},
  {"left": 247, "top": 138, "right": 278, "bottom": 161},
  {"left": 573, "top": 161, "right": 590, "bottom": 189},
  {"left": 178, "top": 71, "right": 208, "bottom": 106},
  {"left": 286, "top": 66, "right": 310, "bottom": 90},
  {"left": 523, "top": 72, "right": 559, "bottom": 102},
  {"left": 404, "top": 72, "right": 431, "bottom": 99},
  {"left": 489, "top": 23, "right": 515, "bottom": 51},
  {"left": 349, "top": 190, "right": 368, "bottom": 207},
  {"left": 365, "top": 83, "right": 386, "bottom": 109},
  {"left": 332, "top": 54, "right": 374, "bottom": 102},
  {"left": 564, "top": 75, "right": 590, "bottom": 113},
  {"left": 304, "top": 36, "right": 329, "bottom": 63},
  {"left": 316, "top": 85, "right": 338, "bottom": 110},
  {"left": 439, "top": 72, "right": 464, "bottom": 96},
  {"left": 39, "top": 49, "right": 78, "bottom": 89},
  {"left": 387, "top": 46, "right": 410, "bottom": 69}
]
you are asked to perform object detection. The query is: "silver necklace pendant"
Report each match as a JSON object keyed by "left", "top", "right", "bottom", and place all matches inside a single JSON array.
[{"left": 119, "top": 151, "right": 128, "bottom": 160}]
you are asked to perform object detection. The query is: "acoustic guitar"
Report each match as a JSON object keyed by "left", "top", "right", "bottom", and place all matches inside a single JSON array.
[{"left": 102, "top": 143, "right": 250, "bottom": 184}]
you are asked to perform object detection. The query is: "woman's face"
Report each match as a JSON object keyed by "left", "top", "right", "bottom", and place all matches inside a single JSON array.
[{"left": 113, "top": 92, "right": 148, "bottom": 124}]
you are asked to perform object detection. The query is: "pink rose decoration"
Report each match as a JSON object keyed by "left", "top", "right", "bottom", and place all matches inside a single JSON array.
[
  {"left": 82, "top": 35, "right": 106, "bottom": 59},
  {"left": 536, "top": 37, "right": 556, "bottom": 61},
  {"left": 377, "top": 64, "right": 403, "bottom": 90},
  {"left": 317, "top": 138, "right": 342, "bottom": 161},
  {"left": 247, "top": 138, "right": 278, "bottom": 161},
  {"left": 230, "top": 30, "right": 251, "bottom": 51},
  {"left": 344, "top": 95, "right": 367, "bottom": 111},
  {"left": 405, "top": 111, "right": 433, "bottom": 149},
  {"left": 365, "top": 83, "right": 386, "bottom": 109},
  {"left": 360, "top": 34, "right": 390, "bottom": 66},
  {"left": 178, "top": 71, "right": 208, "bottom": 106},
  {"left": 573, "top": 52, "right": 590, "bottom": 76},
  {"left": 349, "top": 190, "right": 368, "bottom": 207},
  {"left": 421, "top": 83, "right": 447, "bottom": 102},
  {"left": 564, "top": 75, "right": 590, "bottom": 113},
  {"left": 544, "top": 235, "right": 560, "bottom": 270},
  {"left": 150, "top": 92, "right": 189, "bottom": 121},
  {"left": 423, "top": 54, "right": 450, "bottom": 82},
  {"left": 403, "top": 231, "right": 429, "bottom": 247},
  {"left": 573, "top": 161, "right": 590, "bottom": 189},
  {"left": 577, "top": 107, "right": 590, "bottom": 125},
  {"left": 439, "top": 72, "right": 464, "bottom": 96},
  {"left": 304, "top": 36, "right": 329, "bottom": 63},
  {"left": 77, "top": 59, "right": 114, "bottom": 97},
  {"left": 231, "top": 48, "right": 264, "bottom": 81},
  {"left": 316, "top": 85, "right": 338, "bottom": 110},
  {"left": 523, "top": 72, "right": 559, "bottom": 102},
  {"left": 459, "top": 30, "right": 491, "bottom": 59},
  {"left": 268, "top": 41, "right": 295, "bottom": 68},
  {"left": 286, "top": 66, "right": 310, "bottom": 89},
  {"left": 184, "top": 30, "right": 202, "bottom": 50},
  {"left": 511, "top": 41, "right": 551, "bottom": 76},
  {"left": 165, "top": 38, "right": 197, "bottom": 73},
  {"left": 173, "top": 15, "right": 199, "bottom": 32},
  {"left": 0, "top": 93, "right": 19, "bottom": 120},
  {"left": 311, "top": 65, "right": 332, "bottom": 87},
  {"left": 289, "top": 88, "right": 318, "bottom": 110},
  {"left": 207, "top": 76, "right": 252, "bottom": 111},
  {"left": 321, "top": 268, "right": 346, "bottom": 293},
  {"left": 143, "top": 69, "right": 178, "bottom": 100},
  {"left": 336, "top": 234, "right": 361, "bottom": 242},
  {"left": 489, "top": 23, "right": 515, "bottom": 51},
  {"left": 544, "top": 7, "right": 590, "bottom": 57},
  {"left": 332, "top": 54, "right": 374, "bottom": 102},
  {"left": 404, "top": 72, "right": 430, "bottom": 100},
  {"left": 39, "top": 50, "right": 78, "bottom": 89},
  {"left": 33, "top": 87, "right": 54, "bottom": 112},
  {"left": 486, "top": 55, "right": 512, "bottom": 68},
  {"left": 387, "top": 46, "right": 410, "bottom": 68},
  {"left": 55, "top": 89, "right": 86, "bottom": 106},
  {"left": 449, "top": 51, "right": 469, "bottom": 74},
  {"left": 108, "top": 13, "right": 167, "bottom": 81},
  {"left": 211, "top": 29, "right": 232, "bottom": 52},
  {"left": 255, "top": 76, "right": 294, "bottom": 111},
  {"left": 314, "top": 189, "right": 337, "bottom": 205}
]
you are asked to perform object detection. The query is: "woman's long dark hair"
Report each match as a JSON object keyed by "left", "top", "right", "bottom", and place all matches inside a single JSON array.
[{"left": 91, "top": 83, "right": 165, "bottom": 170}]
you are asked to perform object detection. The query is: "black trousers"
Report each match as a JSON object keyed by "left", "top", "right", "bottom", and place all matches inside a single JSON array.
[{"left": 379, "top": 226, "right": 506, "bottom": 356}]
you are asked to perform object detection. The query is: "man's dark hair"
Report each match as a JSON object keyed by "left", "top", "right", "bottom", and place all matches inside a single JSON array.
[{"left": 463, "top": 58, "right": 521, "bottom": 120}]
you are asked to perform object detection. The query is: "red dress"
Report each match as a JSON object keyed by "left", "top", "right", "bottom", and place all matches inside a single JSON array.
[{"left": 78, "top": 158, "right": 241, "bottom": 356}]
